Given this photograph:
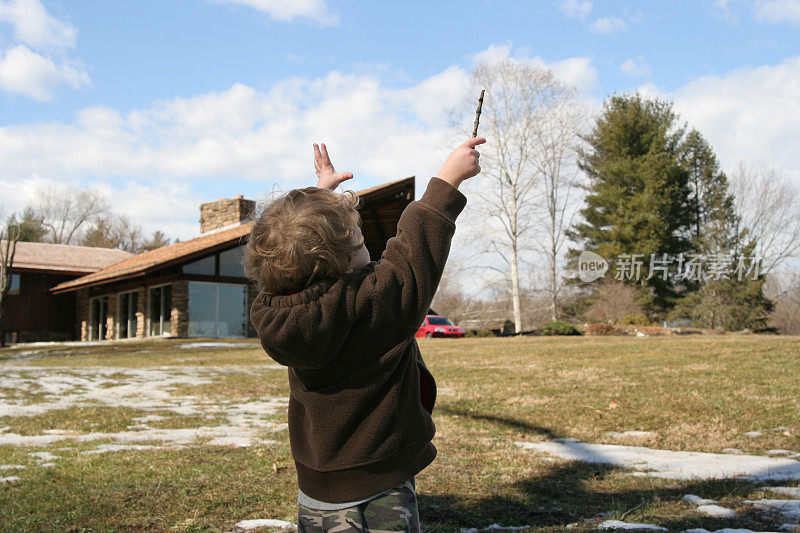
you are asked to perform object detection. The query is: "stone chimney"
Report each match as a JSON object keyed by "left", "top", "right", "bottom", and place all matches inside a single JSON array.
[{"left": 199, "top": 195, "right": 255, "bottom": 234}]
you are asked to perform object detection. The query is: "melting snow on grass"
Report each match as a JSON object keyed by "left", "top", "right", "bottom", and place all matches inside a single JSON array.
[
  {"left": 235, "top": 519, "right": 296, "bottom": 530},
  {"left": 514, "top": 439, "right": 800, "bottom": 481},
  {"left": 597, "top": 520, "right": 667, "bottom": 530},
  {"left": 0, "top": 363, "right": 288, "bottom": 452}
]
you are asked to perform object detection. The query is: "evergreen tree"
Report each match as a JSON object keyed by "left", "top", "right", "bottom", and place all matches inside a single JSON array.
[
  {"left": 679, "top": 129, "right": 738, "bottom": 253},
  {"left": 7, "top": 207, "right": 46, "bottom": 242},
  {"left": 672, "top": 132, "right": 773, "bottom": 330},
  {"left": 570, "top": 93, "right": 692, "bottom": 312}
]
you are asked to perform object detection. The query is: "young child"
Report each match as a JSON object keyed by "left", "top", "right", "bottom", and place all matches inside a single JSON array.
[{"left": 245, "top": 137, "right": 485, "bottom": 532}]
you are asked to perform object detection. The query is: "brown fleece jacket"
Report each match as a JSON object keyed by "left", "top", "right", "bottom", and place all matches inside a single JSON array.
[{"left": 250, "top": 177, "right": 467, "bottom": 503}]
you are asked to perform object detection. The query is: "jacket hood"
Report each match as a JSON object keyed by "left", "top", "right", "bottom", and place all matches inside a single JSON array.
[{"left": 250, "top": 273, "right": 360, "bottom": 370}]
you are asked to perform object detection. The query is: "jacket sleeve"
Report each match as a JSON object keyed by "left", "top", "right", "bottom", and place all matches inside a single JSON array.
[{"left": 356, "top": 177, "right": 467, "bottom": 331}]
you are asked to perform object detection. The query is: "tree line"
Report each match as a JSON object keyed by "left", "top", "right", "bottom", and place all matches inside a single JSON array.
[
  {"left": 5, "top": 185, "right": 171, "bottom": 253},
  {"left": 435, "top": 60, "right": 800, "bottom": 334}
]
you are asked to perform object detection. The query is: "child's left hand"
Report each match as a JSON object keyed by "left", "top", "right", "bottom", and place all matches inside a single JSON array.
[{"left": 314, "top": 143, "right": 354, "bottom": 190}]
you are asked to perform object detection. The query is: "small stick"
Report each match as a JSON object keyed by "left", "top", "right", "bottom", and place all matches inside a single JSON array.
[{"left": 472, "top": 89, "right": 485, "bottom": 137}]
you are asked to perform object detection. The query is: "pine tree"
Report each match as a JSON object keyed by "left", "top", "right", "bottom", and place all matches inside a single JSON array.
[
  {"left": 570, "top": 93, "right": 692, "bottom": 312},
  {"left": 7, "top": 207, "right": 46, "bottom": 242},
  {"left": 671, "top": 131, "right": 773, "bottom": 330}
]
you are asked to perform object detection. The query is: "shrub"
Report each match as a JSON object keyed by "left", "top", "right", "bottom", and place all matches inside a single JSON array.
[
  {"left": 466, "top": 329, "right": 495, "bottom": 337},
  {"left": 585, "top": 322, "right": 618, "bottom": 336},
  {"left": 540, "top": 321, "right": 580, "bottom": 336},
  {"left": 623, "top": 314, "right": 651, "bottom": 326}
]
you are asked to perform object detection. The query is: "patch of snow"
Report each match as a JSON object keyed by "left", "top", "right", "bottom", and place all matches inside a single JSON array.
[
  {"left": 683, "top": 529, "right": 784, "bottom": 533},
  {"left": 235, "top": 518, "right": 296, "bottom": 530},
  {"left": 1, "top": 476, "right": 20, "bottom": 483},
  {"left": 767, "top": 487, "right": 800, "bottom": 498},
  {"left": 606, "top": 431, "right": 655, "bottom": 439},
  {"left": 745, "top": 431, "right": 764, "bottom": 438},
  {"left": 206, "top": 437, "right": 253, "bottom": 447},
  {"left": 779, "top": 524, "right": 798, "bottom": 531},
  {"left": 684, "top": 494, "right": 717, "bottom": 505},
  {"left": 0, "top": 464, "right": 26, "bottom": 471},
  {"left": 0, "top": 425, "right": 9, "bottom": 432},
  {"left": 460, "top": 525, "right": 530, "bottom": 533},
  {"left": 80, "top": 444, "right": 180, "bottom": 455},
  {"left": 696, "top": 505, "right": 737, "bottom": 518},
  {"left": 723, "top": 448, "right": 744, "bottom": 455},
  {"left": 28, "top": 451, "right": 59, "bottom": 462},
  {"left": 598, "top": 520, "right": 667, "bottom": 530},
  {"left": 514, "top": 440, "right": 800, "bottom": 481},
  {"left": 767, "top": 450, "right": 799, "bottom": 459},
  {"left": 39, "top": 462, "right": 55, "bottom": 467},
  {"left": 179, "top": 342, "right": 259, "bottom": 349},
  {"left": 744, "top": 500, "right": 800, "bottom": 521},
  {"left": 1, "top": 424, "right": 285, "bottom": 447}
]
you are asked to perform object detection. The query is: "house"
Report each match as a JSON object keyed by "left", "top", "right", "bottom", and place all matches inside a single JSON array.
[
  {"left": 51, "top": 177, "right": 415, "bottom": 341},
  {"left": 1, "top": 242, "right": 133, "bottom": 343}
]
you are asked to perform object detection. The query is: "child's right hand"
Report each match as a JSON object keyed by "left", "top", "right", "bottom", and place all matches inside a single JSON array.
[{"left": 436, "top": 137, "right": 486, "bottom": 189}]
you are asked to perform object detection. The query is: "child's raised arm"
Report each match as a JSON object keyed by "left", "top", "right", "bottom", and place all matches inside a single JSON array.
[{"left": 313, "top": 143, "right": 353, "bottom": 190}]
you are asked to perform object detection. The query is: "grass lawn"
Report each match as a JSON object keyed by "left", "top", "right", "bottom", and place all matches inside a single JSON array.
[{"left": 0, "top": 335, "right": 798, "bottom": 532}]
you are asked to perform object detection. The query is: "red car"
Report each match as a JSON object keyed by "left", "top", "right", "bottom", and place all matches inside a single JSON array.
[{"left": 415, "top": 315, "right": 465, "bottom": 338}]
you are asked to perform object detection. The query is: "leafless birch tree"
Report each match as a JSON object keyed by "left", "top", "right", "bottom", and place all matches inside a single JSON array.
[
  {"left": 35, "top": 185, "right": 108, "bottom": 245},
  {"left": 459, "top": 61, "right": 585, "bottom": 331},
  {"left": 730, "top": 164, "right": 800, "bottom": 274}
]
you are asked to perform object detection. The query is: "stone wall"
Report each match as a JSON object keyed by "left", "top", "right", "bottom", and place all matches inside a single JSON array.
[
  {"left": 104, "top": 295, "right": 116, "bottom": 341},
  {"left": 199, "top": 196, "right": 255, "bottom": 233},
  {"left": 136, "top": 288, "right": 146, "bottom": 337},
  {"left": 172, "top": 280, "right": 189, "bottom": 337}
]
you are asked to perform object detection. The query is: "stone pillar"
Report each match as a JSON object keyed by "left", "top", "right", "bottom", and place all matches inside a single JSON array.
[
  {"left": 136, "top": 287, "right": 146, "bottom": 338},
  {"left": 172, "top": 280, "right": 189, "bottom": 337},
  {"left": 76, "top": 290, "right": 89, "bottom": 341},
  {"left": 105, "top": 294, "right": 117, "bottom": 340}
]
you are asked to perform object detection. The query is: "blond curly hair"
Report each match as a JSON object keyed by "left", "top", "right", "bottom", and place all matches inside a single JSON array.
[{"left": 244, "top": 187, "right": 363, "bottom": 294}]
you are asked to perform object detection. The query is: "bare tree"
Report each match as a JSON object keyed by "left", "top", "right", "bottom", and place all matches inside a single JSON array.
[
  {"left": 1, "top": 214, "right": 21, "bottom": 347},
  {"left": 730, "top": 164, "right": 800, "bottom": 274},
  {"left": 766, "top": 271, "right": 800, "bottom": 335},
  {"left": 459, "top": 60, "right": 584, "bottom": 332},
  {"left": 35, "top": 185, "right": 108, "bottom": 245}
]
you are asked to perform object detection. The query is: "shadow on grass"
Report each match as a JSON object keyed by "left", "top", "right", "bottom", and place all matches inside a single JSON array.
[{"left": 423, "top": 405, "right": 781, "bottom": 532}]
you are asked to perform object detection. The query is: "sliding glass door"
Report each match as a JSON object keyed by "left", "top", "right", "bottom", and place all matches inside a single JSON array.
[
  {"left": 148, "top": 285, "right": 172, "bottom": 336},
  {"left": 117, "top": 291, "right": 139, "bottom": 339},
  {"left": 188, "top": 282, "right": 246, "bottom": 337}
]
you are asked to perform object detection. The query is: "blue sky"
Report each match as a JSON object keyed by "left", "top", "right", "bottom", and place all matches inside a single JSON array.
[{"left": 1, "top": 0, "right": 799, "bottom": 239}]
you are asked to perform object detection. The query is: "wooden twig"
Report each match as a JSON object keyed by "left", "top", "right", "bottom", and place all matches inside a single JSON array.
[{"left": 472, "top": 89, "right": 485, "bottom": 137}]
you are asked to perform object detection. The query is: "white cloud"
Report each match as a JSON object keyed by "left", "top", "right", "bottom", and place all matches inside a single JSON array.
[
  {"left": 590, "top": 16, "right": 627, "bottom": 35},
  {"left": 754, "top": 0, "right": 800, "bottom": 24},
  {"left": 211, "top": 0, "right": 338, "bottom": 25},
  {"left": 669, "top": 54, "right": 800, "bottom": 184},
  {"left": 0, "top": 1, "right": 89, "bottom": 100},
  {"left": 470, "top": 43, "right": 599, "bottom": 95},
  {"left": 0, "top": 44, "right": 89, "bottom": 100},
  {"left": 0, "top": 44, "right": 599, "bottom": 239},
  {"left": 0, "top": 0, "right": 76, "bottom": 50},
  {"left": 558, "top": 0, "right": 593, "bottom": 20},
  {"left": 620, "top": 56, "right": 652, "bottom": 78}
]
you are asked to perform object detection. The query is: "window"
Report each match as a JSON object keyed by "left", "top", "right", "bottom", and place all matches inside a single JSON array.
[
  {"left": 427, "top": 316, "right": 454, "bottom": 326},
  {"left": 117, "top": 291, "right": 139, "bottom": 339},
  {"left": 219, "top": 246, "right": 245, "bottom": 277},
  {"left": 188, "top": 281, "right": 246, "bottom": 337},
  {"left": 148, "top": 285, "right": 172, "bottom": 336},
  {"left": 8, "top": 273, "right": 20, "bottom": 295},
  {"left": 182, "top": 255, "right": 215, "bottom": 275},
  {"left": 89, "top": 296, "right": 108, "bottom": 341}
]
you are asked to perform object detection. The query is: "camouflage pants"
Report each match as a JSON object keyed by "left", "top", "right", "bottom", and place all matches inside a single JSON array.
[{"left": 297, "top": 482, "right": 419, "bottom": 533}]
